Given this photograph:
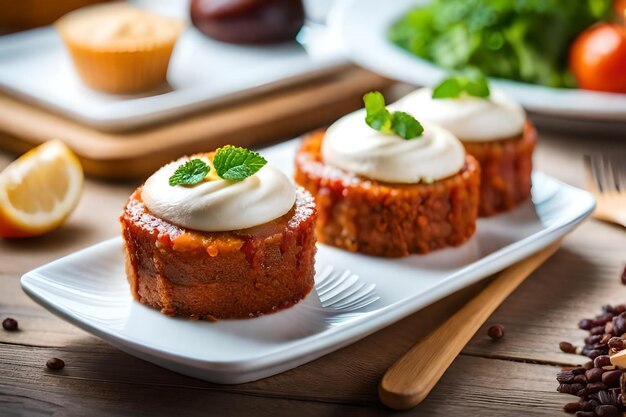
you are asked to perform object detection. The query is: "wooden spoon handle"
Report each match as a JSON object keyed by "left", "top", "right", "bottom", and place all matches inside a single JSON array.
[{"left": 379, "top": 241, "right": 561, "bottom": 410}]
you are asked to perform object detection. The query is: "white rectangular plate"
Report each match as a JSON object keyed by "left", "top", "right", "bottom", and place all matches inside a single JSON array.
[
  {"left": 21, "top": 139, "right": 595, "bottom": 384},
  {"left": 0, "top": 0, "right": 346, "bottom": 131}
]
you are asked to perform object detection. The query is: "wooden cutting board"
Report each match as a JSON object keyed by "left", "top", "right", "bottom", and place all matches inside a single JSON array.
[{"left": 0, "top": 65, "right": 392, "bottom": 180}]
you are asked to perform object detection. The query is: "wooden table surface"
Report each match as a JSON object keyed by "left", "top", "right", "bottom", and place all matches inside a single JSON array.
[{"left": 1, "top": 90, "right": 626, "bottom": 416}]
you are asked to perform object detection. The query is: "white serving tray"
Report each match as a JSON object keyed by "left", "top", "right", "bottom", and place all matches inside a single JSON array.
[
  {"left": 331, "top": 0, "right": 626, "bottom": 122},
  {"left": 0, "top": 1, "right": 346, "bottom": 131},
  {"left": 21, "top": 139, "right": 595, "bottom": 384}
]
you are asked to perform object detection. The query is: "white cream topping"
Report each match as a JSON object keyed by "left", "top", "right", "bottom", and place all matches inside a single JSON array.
[
  {"left": 142, "top": 156, "right": 296, "bottom": 232},
  {"left": 393, "top": 88, "right": 526, "bottom": 142},
  {"left": 321, "top": 109, "right": 465, "bottom": 184}
]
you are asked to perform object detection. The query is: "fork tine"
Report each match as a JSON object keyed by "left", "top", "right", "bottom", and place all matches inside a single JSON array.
[
  {"left": 616, "top": 159, "right": 626, "bottom": 192},
  {"left": 321, "top": 281, "right": 367, "bottom": 307},
  {"left": 595, "top": 155, "right": 610, "bottom": 192},
  {"left": 314, "top": 265, "right": 380, "bottom": 312},
  {"left": 584, "top": 155, "right": 600, "bottom": 192},
  {"left": 319, "top": 274, "right": 359, "bottom": 302},
  {"left": 327, "top": 283, "right": 377, "bottom": 309},
  {"left": 601, "top": 156, "right": 618, "bottom": 192},
  {"left": 584, "top": 154, "right": 626, "bottom": 228},
  {"left": 316, "top": 269, "right": 351, "bottom": 295},
  {"left": 586, "top": 154, "right": 621, "bottom": 193},
  {"left": 315, "top": 265, "right": 334, "bottom": 285},
  {"left": 340, "top": 294, "right": 381, "bottom": 311}
]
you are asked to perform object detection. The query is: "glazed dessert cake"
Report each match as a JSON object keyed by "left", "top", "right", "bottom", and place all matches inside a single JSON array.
[
  {"left": 295, "top": 91, "right": 480, "bottom": 257},
  {"left": 394, "top": 75, "right": 536, "bottom": 216},
  {"left": 120, "top": 146, "right": 317, "bottom": 320}
]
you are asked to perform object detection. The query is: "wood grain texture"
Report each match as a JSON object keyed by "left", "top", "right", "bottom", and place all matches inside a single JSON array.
[
  {"left": 0, "top": 66, "right": 392, "bottom": 179},
  {"left": 464, "top": 219, "right": 626, "bottom": 365},
  {"left": 379, "top": 241, "right": 561, "bottom": 410},
  {"left": 0, "top": 342, "right": 565, "bottom": 417}
]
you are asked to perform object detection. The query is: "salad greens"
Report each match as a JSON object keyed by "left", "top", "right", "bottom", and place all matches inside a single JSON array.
[{"left": 388, "top": 0, "right": 613, "bottom": 88}]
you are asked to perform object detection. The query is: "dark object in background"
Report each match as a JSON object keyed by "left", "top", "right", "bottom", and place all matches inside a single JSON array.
[
  {"left": 0, "top": 0, "right": 111, "bottom": 34},
  {"left": 190, "top": 0, "right": 305, "bottom": 44},
  {"left": 46, "top": 358, "right": 65, "bottom": 370},
  {"left": 487, "top": 324, "right": 505, "bottom": 340},
  {"left": 2, "top": 317, "right": 18, "bottom": 331}
]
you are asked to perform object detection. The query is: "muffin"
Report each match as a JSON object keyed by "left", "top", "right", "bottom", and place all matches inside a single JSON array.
[
  {"left": 394, "top": 77, "right": 536, "bottom": 216},
  {"left": 56, "top": 3, "right": 184, "bottom": 94},
  {"left": 120, "top": 146, "right": 317, "bottom": 320},
  {"left": 295, "top": 92, "right": 480, "bottom": 257}
]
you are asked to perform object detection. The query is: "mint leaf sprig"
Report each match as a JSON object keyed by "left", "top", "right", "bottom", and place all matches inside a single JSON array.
[
  {"left": 432, "top": 75, "right": 491, "bottom": 99},
  {"left": 169, "top": 159, "right": 210, "bottom": 186},
  {"left": 168, "top": 146, "right": 268, "bottom": 186},
  {"left": 363, "top": 91, "right": 423, "bottom": 140},
  {"left": 213, "top": 145, "right": 267, "bottom": 181}
]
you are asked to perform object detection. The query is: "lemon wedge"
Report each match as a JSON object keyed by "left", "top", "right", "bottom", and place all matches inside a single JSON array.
[{"left": 0, "top": 141, "right": 84, "bottom": 238}]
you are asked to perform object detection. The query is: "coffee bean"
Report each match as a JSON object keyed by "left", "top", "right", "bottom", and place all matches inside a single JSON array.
[
  {"left": 602, "top": 370, "right": 621, "bottom": 388},
  {"left": 575, "top": 411, "right": 596, "bottom": 417},
  {"left": 621, "top": 265, "right": 626, "bottom": 285},
  {"left": 574, "top": 374, "right": 587, "bottom": 384},
  {"left": 594, "top": 355, "right": 612, "bottom": 368},
  {"left": 559, "top": 383, "right": 577, "bottom": 394},
  {"left": 605, "top": 322, "right": 616, "bottom": 335},
  {"left": 578, "top": 382, "right": 607, "bottom": 397},
  {"left": 586, "top": 334, "right": 603, "bottom": 345},
  {"left": 587, "top": 349, "right": 603, "bottom": 359},
  {"left": 613, "top": 313, "right": 626, "bottom": 336},
  {"left": 596, "top": 390, "right": 616, "bottom": 406},
  {"left": 560, "top": 341, "right": 577, "bottom": 354},
  {"left": 583, "top": 361, "right": 595, "bottom": 370},
  {"left": 614, "top": 304, "right": 626, "bottom": 315},
  {"left": 586, "top": 368, "right": 604, "bottom": 383},
  {"left": 558, "top": 371, "right": 576, "bottom": 383},
  {"left": 487, "top": 324, "right": 505, "bottom": 340},
  {"left": 46, "top": 358, "right": 64, "bottom": 370},
  {"left": 608, "top": 337, "right": 625, "bottom": 349},
  {"left": 2, "top": 318, "right": 18, "bottom": 331},
  {"left": 591, "top": 342, "right": 609, "bottom": 350},
  {"left": 580, "top": 319, "right": 595, "bottom": 330},
  {"left": 572, "top": 366, "right": 587, "bottom": 375},
  {"left": 620, "top": 373, "right": 626, "bottom": 404},
  {"left": 592, "top": 326, "right": 607, "bottom": 335},
  {"left": 580, "top": 399, "right": 600, "bottom": 411},
  {"left": 600, "top": 334, "right": 612, "bottom": 345},
  {"left": 595, "top": 404, "right": 619, "bottom": 417},
  {"left": 596, "top": 313, "right": 615, "bottom": 326},
  {"left": 564, "top": 402, "right": 581, "bottom": 413}
]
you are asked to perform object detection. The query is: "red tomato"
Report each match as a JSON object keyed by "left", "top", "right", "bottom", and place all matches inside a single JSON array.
[{"left": 569, "top": 23, "right": 626, "bottom": 93}]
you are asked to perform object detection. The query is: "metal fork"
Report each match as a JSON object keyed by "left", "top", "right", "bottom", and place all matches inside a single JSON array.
[
  {"left": 585, "top": 155, "right": 626, "bottom": 228},
  {"left": 314, "top": 265, "right": 380, "bottom": 312}
]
